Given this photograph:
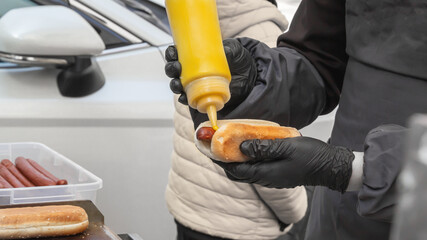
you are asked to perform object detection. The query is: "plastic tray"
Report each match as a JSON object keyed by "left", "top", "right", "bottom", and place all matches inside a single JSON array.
[{"left": 0, "top": 142, "right": 102, "bottom": 205}]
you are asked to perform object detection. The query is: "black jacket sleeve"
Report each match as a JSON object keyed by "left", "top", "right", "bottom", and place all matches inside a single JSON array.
[
  {"left": 190, "top": 0, "right": 348, "bottom": 129},
  {"left": 278, "top": 0, "right": 348, "bottom": 114},
  {"left": 357, "top": 125, "right": 407, "bottom": 222},
  {"left": 190, "top": 38, "right": 328, "bottom": 129}
]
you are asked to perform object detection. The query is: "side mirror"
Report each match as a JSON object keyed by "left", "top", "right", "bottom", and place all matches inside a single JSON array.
[{"left": 0, "top": 6, "right": 106, "bottom": 97}]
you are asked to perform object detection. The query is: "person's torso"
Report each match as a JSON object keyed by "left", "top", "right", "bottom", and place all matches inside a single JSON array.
[
  {"left": 307, "top": 1, "right": 427, "bottom": 239},
  {"left": 333, "top": 0, "right": 427, "bottom": 151}
]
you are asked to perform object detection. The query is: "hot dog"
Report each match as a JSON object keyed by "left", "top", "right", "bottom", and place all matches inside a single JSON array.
[
  {"left": 195, "top": 119, "right": 300, "bottom": 162},
  {"left": 27, "top": 158, "right": 68, "bottom": 185},
  {"left": 196, "top": 127, "right": 216, "bottom": 141},
  {"left": 15, "top": 157, "right": 56, "bottom": 186},
  {"left": 0, "top": 175, "right": 13, "bottom": 188},
  {"left": 1, "top": 159, "right": 35, "bottom": 187},
  {"left": 0, "top": 164, "right": 25, "bottom": 188}
]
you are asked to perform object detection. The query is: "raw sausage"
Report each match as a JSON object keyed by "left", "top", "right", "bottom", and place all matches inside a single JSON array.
[
  {"left": 0, "top": 163, "right": 25, "bottom": 188},
  {"left": 27, "top": 158, "right": 67, "bottom": 185},
  {"left": 0, "top": 175, "right": 13, "bottom": 188},
  {"left": 196, "top": 127, "right": 216, "bottom": 141},
  {"left": 1, "top": 159, "right": 35, "bottom": 187},
  {"left": 15, "top": 157, "right": 56, "bottom": 186},
  {"left": 56, "top": 179, "right": 68, "bottom": 185}
]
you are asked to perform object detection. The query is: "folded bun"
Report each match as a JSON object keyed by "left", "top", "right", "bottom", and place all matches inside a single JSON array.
[
  {"left": 0, "top": 205, "right": 89, "bottom": 239},
  {"left": 195, "top": 119, "right": 300, "bottom": 162}
]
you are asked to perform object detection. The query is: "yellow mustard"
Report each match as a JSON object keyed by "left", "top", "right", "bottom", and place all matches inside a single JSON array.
[{"left": 166, "top": 0, "right": 231, "bottom": 130}]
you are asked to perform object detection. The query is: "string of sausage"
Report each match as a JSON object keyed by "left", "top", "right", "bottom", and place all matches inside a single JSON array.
[
  {"left": 0, "top": 164, "right": 25, "bottom": 188},
  {"left": 1, "top": 159, "right": 35, "bottom": 187},
  {"left": 15, "top": 157, "right": 56, "bottom": 186},
  {"left": 0, "top": 175, "right": 13, "bottom": 188},
  {"left": 26, "top": 158, "right": 67, "bottom": 185},
  {"left": 0, "top": 157, "right": 68, "bottom": 188}
]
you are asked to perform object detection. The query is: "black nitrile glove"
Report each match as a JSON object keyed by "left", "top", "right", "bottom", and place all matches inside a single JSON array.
[
  {"left": 165, "top": 38, "right": 257, "bottom": 115},
  {"left": 215, "top": 137, "right": 355, "bottom": 193}
]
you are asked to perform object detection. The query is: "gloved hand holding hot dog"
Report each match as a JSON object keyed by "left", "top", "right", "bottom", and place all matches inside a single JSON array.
[
  {"left": 194, "top": 119, "right": 300, "bottom": 162},
  {"left": 214, "top": 136, "right": 355, "bottom": 192}
]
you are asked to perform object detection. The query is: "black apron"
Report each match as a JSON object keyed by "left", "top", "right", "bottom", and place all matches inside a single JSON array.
[{"left": 305, "top": 1, "right": 427, "bottom": 239}]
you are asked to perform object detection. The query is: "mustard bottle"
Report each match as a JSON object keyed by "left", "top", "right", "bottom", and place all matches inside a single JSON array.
[{"left": 165, "top": 0, "right": 231, "bottom": 130}]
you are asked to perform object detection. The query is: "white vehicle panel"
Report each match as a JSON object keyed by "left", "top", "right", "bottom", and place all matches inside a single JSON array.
[
  {"left": 0, "top": 45, "right": 173, "bottom": 119},
  {"left": 0, "top": 6, "right": 105, "bottom": 56}
]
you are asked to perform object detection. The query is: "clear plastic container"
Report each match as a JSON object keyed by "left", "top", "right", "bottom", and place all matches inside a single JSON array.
[{"left": 0, "top": 142, "right": 102, "bottom": 205}]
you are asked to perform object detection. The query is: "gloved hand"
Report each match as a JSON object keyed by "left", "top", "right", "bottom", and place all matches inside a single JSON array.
[
  {"left": 165, "top": 38, "right": 258, "bottom": 116},
  {"left": 215, "top": 137, "right": 355, "bottom": 192}
]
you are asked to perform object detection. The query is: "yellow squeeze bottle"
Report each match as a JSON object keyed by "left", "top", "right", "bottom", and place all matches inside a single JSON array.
[{"left": 165, "top": 0, "right": 231, "bottom": 130}]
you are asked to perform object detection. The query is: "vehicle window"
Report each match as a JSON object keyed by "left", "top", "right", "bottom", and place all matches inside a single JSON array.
[
  {"left": 70, "top": 8, "right": 132, "bottom": 49},
  {"left": 115, "top": 0, "right": 170, "bottom": 34}
]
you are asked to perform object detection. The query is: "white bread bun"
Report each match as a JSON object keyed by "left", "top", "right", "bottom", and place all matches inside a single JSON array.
[
  {"left": 195, "top": 119, "right": 300, "bottom": 162},
  {"left": 0, "top": 205, "right": 89, "bottom": 239}
]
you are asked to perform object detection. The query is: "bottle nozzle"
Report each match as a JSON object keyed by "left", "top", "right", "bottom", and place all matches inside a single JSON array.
[{"left": 206, "top": 105, "right": 218, "bottom": 131}]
